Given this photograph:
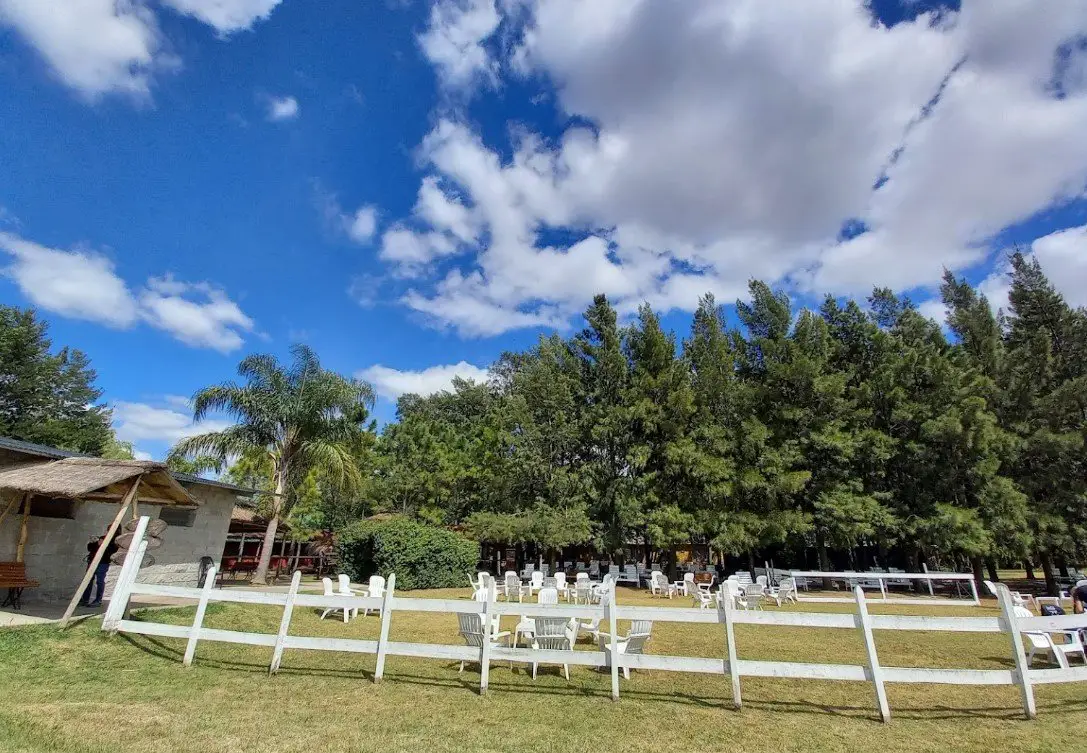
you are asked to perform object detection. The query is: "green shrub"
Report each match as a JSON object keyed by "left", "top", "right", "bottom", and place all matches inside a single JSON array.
[{"left": 336, "top": 517, "right": 480, "bottom": 591}]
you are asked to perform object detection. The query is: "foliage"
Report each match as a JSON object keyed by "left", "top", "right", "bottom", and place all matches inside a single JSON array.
[
  {"left": 336, "top": 517, "right": 479, "bottom": 590},
  {"left": 0, "top": 305, "right": 115, "bottom": 454},
  {"left": 169, "top": 344, "right": 376, "bottom": 583}
]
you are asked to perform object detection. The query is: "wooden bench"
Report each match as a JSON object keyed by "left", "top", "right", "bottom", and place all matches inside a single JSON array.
[{"left": 0, "top": 561, "right": 39, "bottom": 610}]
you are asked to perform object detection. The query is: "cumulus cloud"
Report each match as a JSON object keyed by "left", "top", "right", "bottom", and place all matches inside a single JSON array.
[
  {"left": 388, "top": 1, "right": 1087, "bottom": 336},
  {"left": 159, "top": 0, "right": 283, "bottom": 34},
  {"left": 266, "top": 95, "right": 299, "bottom": 121},
  {"left": 358, "top": 361, "right": 490, "bottom": 401},
  {"left": 112, "top": 400, "right": 232, "bottom": 445},
  {"left": 0, "top": 232, "right": 140, "bottom": 326},
  {"left": 0, "top": 232, "right": 255, "bottom": 352},
  {"left": 418, "top": 0, "right": 501, "bottom": 92},
  {"left": 346, "top": 205, "right": 378, "bottom": 244},
  {"left": 0, "top": 0, "right": 282, "bottom": 99},
  {"left": 977, "top": 223, "right": 1087, "bottom": 312}
]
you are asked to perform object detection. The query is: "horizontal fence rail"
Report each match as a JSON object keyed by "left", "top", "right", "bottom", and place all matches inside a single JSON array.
[{"left": 105, "top": 517, "right": 1087, "bottom": 722}]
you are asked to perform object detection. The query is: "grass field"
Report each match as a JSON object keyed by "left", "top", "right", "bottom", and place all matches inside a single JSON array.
[{"left": 1, "top": 587, "right": 1084, "bottom": 753}]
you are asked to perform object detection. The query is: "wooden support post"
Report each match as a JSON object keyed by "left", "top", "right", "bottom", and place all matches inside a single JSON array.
[
  {"left": 879, "top": 577, "right": 887, "bottom": 602},
  {"left": 270, "top": 570, "right": 302, "bottom": 673},
  {"left": 103, "top": 515, "right": 150, "bottom": 631},
  {"left": 61, "top": 476, "right": 142, "bottom": 627},
  {"left": 0, "top": 493, "right": 19, "bottom": 530},
  {"left": 479, "top": 583, "right": 495, "bottom": 694},
  {"left": 997, "top": 583, "right": 1036, "bottom": 719},
  {"left": 183, "top": 565, "right": 217, "bottom": 667},
  {"left": 968, "top": 577, "right": 980, "bottom": 606},
  {"left": 921, "top": 563, "right": 934, "bottom": 596},
  {"left": 15, "top": 493, "right": 32, "bottom": 562},
  {"left": 373, "top": 573, "right": 396, "bottom": 682},
  {"left": 608, "top": 585, "right": 620, "bottom": 701},
  {"left": 853, "top": 586, "right": 890, "bottom": 723},
  {"left": 720, "top": 591, "right": 741, "bottom": 709}
]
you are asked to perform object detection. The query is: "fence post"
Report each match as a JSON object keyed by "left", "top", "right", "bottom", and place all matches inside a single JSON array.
[
  {"left": 921, "top": 563, "right": 934, "bottom": 596},
  {"left": 102, "top": 516, "right": 150, "bottom": 632},
  {"left": 996, "top": 583, "right": 1036, "bottom": 719},
  {"left": 719, "top": 592, "right": 741, "bottom": 709},
  {"left": 270, "top": 570, "right": 302, "bottom": 673},
  {"left": 479, "top": 582, "right": 495, "bottom": 694},
  {"left": 968, "top": 577, "right": 980, "bottom": 606},
  {"left": 373, "top": 573, "right": 396, "bottom": 683},
  {"left": 853, "top": 586, "right": 890, "bottom": 723},
  {"left": 608, "top": 586, "right": 620, "bottom": 701},
  {"left": 182, "top": 564, "right": 217, "bottom": 667}
]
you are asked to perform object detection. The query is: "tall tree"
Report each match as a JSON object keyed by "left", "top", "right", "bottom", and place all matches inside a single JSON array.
[
  {"left": 0, "top": 305, "right": 114, "bottom": 454},
  {"left": 169, "top": 345, "right": 375, "bottom": 584}
]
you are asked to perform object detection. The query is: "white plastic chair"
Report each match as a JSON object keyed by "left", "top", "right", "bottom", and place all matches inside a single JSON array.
[
  {"left": 530, "top": 616, "right": 576, "bottom": 680},
  {"left": 320, "top": 577, "right": 352, "bottom": 622},
  {"left": 984, "top": 580, "right": 1036, "bottom": 611},
  {"left": 768, "top": 577, "right": 798, "bottom": 606},
  {"left": 337, "top": 574, "right": 359, "bottom": 620},
  {"left": 649, "top": 571, "right": 674, "bottom": 598},
  {"left": 692, "top": 588, "right": 715, "bottom": 609},
  {"left": 1017, "top": 606, "right": 1086, "bottom": 668},
  {"left": 597, "top": 621, "right": 653, "bottom": 679},
  {"left": 457, "top": 612, "right": 511, "bottom": 673},
  {"left": 573, "top": 574, "right": 593, "bottom": 605},
  {"left": 673, "top": 572, "right": 695, "bottom": 597},
  {"left": 504, "top": 572, "right": 524, "bottom": 602},
  {"left": 528, "top": 571, "right": 545, "bottom": 595},
  {"left": 738, "top": 583, "right": 764, "bottom": 610},
  {"left": 554, "top": 572, "right": 568, "bottom": 600}
]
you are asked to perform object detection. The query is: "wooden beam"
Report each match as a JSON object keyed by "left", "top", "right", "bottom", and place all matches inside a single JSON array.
[
  {"left": 0, "top": 493, "right": 19, "bottom": 530},
  {"left": 60, "top": 476, "right": 143, "bottom": 627},
  {"left": 15, "top": 493, "right": 32, "bottom": 562}
]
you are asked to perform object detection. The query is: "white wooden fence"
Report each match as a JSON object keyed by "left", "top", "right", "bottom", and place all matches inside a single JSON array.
[{"left": 104, "top": 516, "right": 1087, "bottom": 722}]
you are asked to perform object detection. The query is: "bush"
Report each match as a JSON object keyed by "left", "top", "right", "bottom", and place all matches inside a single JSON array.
[{"left": 336, "top": 517, "right": 480, "bottom": 591}]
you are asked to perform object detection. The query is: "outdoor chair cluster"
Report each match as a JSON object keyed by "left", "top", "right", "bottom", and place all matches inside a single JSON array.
[
  {"left": 319, "top": 573, "right": 385, "bottom": 622},
  {"left": 646, "top": 569, "right": 798, "bottom": 610}
]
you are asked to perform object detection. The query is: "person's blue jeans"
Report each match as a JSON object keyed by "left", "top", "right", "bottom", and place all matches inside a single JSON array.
[{"left": 81, "top": 561, "right": 110, "bottom": 606}]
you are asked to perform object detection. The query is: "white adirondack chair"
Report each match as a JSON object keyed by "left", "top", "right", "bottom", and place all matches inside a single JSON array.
[
  {"left": 573, "top": 574, "right": 593, "bottom": 605},
  {"left": 457, "top": 612, "right": 511, "bottom": 673},
  {"left": 336, "top": 574, "right": 359, "bottom": 620},
  {"left": 554, "top": 572, "right": 569, "bottom": 600},
  {"left": 649, "top": 571, "right": 674, "bottom": 598},
  {"left": 984, "top": 580, "right": 1036, "bottom": 611},
  {"left": 528, "top": 571, "right": 545, "bottom": 595},
  {"left": 597, "top": 620, "right": 653, "bottom": 679},
  {"left": 1017, "top": 606, "right": 1087, "bottom": 668},
  {"left": 320, "top": 577, "right": 352, "bottom": 622},
  {"left": 363, "top": 575, "right": 385, "bottom": 616},
  {"left": 504, "top": 572, "right": 524, "bottom": 602},
  {"left": 673, "top": 571, "right": 695, "bottom": 597},
  {"left": 768, "top": 577, "right": 798, "bottom": 606},
  {"left": 530, "top": 616, "right": 576, "bottom": 680},
  {"left": 738, "top": 583, "right": 764, "bottom": 610}
]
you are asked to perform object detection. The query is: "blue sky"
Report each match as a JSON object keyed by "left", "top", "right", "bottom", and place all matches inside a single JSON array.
[{"left": 1, "top": 0, "right": 1086, "bottom": 460}]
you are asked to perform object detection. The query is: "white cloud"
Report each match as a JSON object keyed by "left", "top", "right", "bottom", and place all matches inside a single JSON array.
[
  {"left": 418, "top": 0, "right": 501, "bottom": 92},
  {"left": 358, "top": 361, "right": 490, "bottom": 401},
  {"left": 388, "top": 1, "right": 1087, "bottom": 336},
  {"left": 266, "top": 95, "right": 299, "bottom": 121},
  {"left": 0, "top": 0, "right": 282, "bottom": 100},
  {"left": 113, "top": 400, "right": 232, "bottom": 445},
  {"left": 159, "top": 0, "right": 282, "bottom": 34},
  {"left": 132, "top": 448, "right": 153, "bottom": 461},
  {"left": 346, "top": 205, "right": 378, "bottom": 244},
  {"left": 139, "top": 275, "right": 255, "bottom": 352},
  {"left": 0, "top": 232, "right": 140, "bottom": 326},
  {"left": 0, "top": 0, "right": 164, "bottom": 99},
  {"left": 916, "top": 298, "right": 948, "bottom": 326},
  {"left": 0, "top": 232, "right": 255, "bottom": 352}
]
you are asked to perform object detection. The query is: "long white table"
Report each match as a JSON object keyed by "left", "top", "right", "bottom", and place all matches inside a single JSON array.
[{"left": 789, "top": 570, "right": 980, "bottom": 606}]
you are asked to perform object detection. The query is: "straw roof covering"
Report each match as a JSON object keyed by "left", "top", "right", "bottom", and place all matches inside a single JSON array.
[{"left": 0, "top": 457, "right": 198, "bottom": 506}]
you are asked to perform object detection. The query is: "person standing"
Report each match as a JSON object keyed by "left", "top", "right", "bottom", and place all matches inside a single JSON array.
[
  {"left": 79, "top": 529, "right": 118, "bottom": 607},
  {"left": 1071, "top": 580, "right": 1087, "bottom": 615}
]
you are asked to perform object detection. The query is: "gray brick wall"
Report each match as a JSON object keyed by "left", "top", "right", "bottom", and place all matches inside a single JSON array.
[{"left": 0, "top": 457, "right": 238, "bottom": 602}]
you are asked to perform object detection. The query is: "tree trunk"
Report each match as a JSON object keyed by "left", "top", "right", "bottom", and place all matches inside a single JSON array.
[
  {"left": 252, "top": 468, "right": 287, "bottom": 585},
  {"left": 1057, "top": 556, "right": 1070, "bottom": 579},
  {"left": 818, "top": 539, "right": 833, "bottom": 591},
  {"left": 747, "top": 551, "right": 756, "bottom": 578},
  {"left": 1024, "top": 558, "right": 1035, "bottom": 580},
  {"left": 970, "top": 556, "right": 986, "bottom": 594},
  {"left": 1039, "top": 551, "right": 1058, "bottom": 596},
  {"left": 985, "top": 558, "right": 999, "bottom": 582}
]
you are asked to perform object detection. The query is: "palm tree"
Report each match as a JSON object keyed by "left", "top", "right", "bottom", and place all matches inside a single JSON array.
[{"left": 169, "top": 345, "right": 374, "bottom": 584}]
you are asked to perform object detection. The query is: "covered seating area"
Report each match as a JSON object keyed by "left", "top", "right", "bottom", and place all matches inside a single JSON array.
[{"left": 0, "top": 457, "right": 198, "bottom": 624}]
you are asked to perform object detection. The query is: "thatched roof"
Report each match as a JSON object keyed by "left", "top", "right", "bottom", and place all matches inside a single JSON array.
[{"left": 0, "top": 457, "right": 198, "bottom": 506}]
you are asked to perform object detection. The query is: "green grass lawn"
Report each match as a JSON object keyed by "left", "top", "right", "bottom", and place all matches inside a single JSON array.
[{"left": 1, "top": 588, "right": 1084, "bottom": 753}]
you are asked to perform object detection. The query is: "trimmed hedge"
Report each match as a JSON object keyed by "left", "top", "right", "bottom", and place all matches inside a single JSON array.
[{"left": 336, "top": 517, "right": 480, "bottom": 591}]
